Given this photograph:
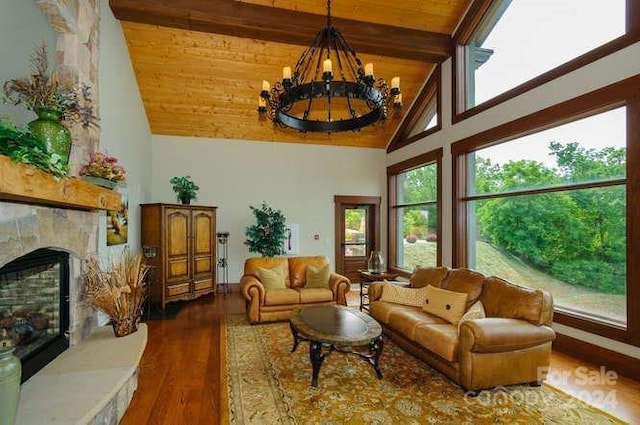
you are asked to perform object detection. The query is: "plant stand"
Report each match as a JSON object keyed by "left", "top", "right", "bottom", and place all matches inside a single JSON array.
[{"left": 217, "top": 232, "right": 230, "bottom": 297}]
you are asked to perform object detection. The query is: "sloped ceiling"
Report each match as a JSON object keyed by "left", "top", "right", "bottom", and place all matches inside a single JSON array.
[{"left": 110, "top": 0, "right": 473, "bottom": 149}]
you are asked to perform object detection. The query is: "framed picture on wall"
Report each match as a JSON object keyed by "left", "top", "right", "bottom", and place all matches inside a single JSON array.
[{"left": 107, "top": 189, "right": 128, "bottom": 246}]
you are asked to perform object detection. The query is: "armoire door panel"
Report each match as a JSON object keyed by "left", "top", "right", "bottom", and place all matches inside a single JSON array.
[
  {"left": 166, "top": 209, "right": 190, "bottom": 257},
  {"left": 167, "top": 258, "right": 189, "bottom": 281},
  {"left": 193, "top": 256, "right": 212, "bottom": 274},
  {"left": 192, "top": 211, "right": 214, "bottom": 256}
]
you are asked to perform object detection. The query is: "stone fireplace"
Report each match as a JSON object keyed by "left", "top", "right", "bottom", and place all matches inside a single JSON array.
[{"left": 0, "top": 202, "right": 102, "bottom": 361}]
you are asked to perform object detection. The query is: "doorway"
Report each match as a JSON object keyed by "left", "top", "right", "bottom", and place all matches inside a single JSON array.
[{"left": 334, "top": 195, "right": 381, "bottom": 284}]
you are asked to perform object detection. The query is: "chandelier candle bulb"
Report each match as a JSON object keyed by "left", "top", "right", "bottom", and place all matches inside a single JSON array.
[
  {"left": 391, "top": 77, "right": 400, "bottom": 90},
  {"left": 262, "top": 80, "right": 270, "bottom": 92},
  {"left": 283, "top": 67, "right": 292, "bottom": 80},
  {"left": 323, "top": 59, "right": 333, "bottom": 74},
  {"left": 365, "top": 63, "right": 374, "bottom": 77}
]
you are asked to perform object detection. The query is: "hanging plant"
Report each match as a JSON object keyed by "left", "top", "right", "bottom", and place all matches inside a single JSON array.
[{"left": 244, "top": 202, "right": 287, "bottom": 257}]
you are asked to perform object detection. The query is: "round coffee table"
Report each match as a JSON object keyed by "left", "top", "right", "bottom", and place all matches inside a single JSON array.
[{"left": 289, "top": 305, "right": 384, "bottom": 387}]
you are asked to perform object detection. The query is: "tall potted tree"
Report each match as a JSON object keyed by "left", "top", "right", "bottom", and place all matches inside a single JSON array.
[{"left": 244, "top": 202, "right": 287, "bottom": 257}]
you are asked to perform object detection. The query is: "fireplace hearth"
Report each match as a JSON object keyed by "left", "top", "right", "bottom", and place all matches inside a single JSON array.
[{"left": 0, "top": 248, "right": 70, "bottom": 382}]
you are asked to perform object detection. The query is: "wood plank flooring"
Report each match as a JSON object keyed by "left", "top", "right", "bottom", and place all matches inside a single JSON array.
[{"left": 120, "top": 287, "right": 640, "bottom": 424}]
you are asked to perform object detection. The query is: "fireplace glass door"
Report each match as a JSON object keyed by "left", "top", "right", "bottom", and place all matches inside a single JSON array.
[{"left": 0, "top": 248, "right": 70, "bottom": 382}]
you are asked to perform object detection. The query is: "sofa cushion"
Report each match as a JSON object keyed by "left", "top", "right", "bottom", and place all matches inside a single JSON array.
[
  {"left": 297, "top": 288, "right": 334, "bottom": 303},
  {"left": 257, "top": 267, "right": 286, "bottom": 289},
  {"left": 441, "top": 268, "right": 485, "bottom": 308},
  {"left": 458, "top": 300, "right": 486, "bottom": 332},
  {"left": 423, "top": 286, "right": 468, "bottom": 325},
  {"left": 264, "top": 288, "right": 300, "bottom": 306},
  {"left": 305, "top": 264, "right": 330, "bottom": 288},
  {"left": 288, "top": 256, "right": 329, "bottom": 288},
  {"left": 387, "top": 306, "right": 449, "bottom": 340},
  {"left": 380, "top": 281, "right": 429, "bottom": 307},
  {"left": 413, "top": 323, "right": 459, "bottom": 362},
  {"left": 410, "top": 266, "right": 449, "bottom": 288},
  {"left": 245, "top": 257, "right": 290, "bottom": 287},
  {"left": 481, "top": 276, "right": 544, "bottom": 325}
]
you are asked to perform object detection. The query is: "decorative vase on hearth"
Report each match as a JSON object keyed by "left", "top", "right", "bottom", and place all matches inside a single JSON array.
[
  {"left": 28, "top": 108, "right": 72, "bottom": 167},
  {"left": 0, "top": 345, "right": 21, "bottom": 425}
]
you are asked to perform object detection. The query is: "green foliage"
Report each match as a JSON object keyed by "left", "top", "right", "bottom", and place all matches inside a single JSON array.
[
  {"left": 170, "top": 175, "right": 199, "bottom": 202},
  {"left": 0, "top": 115, "right": 68, "bottom": 177},
  {"left": 475, "top": 142, "right": 626, "bottom": 295},
  {"left": 403, "top": 208, "right": 429, "bottom": 239},
  {"left": 345, "top": 209, "right": 364, "bottom": 231},
  {"left": 244, "top": 202, "right": 287, "bottom": 257}
]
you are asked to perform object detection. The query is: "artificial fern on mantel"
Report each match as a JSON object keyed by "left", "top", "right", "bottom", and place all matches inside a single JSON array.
[{"left": 244, "top": 202, "right": 287, "bottom": 257}]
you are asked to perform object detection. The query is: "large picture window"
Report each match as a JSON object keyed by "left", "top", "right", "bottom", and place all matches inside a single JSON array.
[
  {"left": 453, "top": 75, "right": 640, "bottom": 345},
  {"left": 457, "top": 0, "right": 627, "bottom": 114},
  {"left": 388, "top": 150, "right": 442, "bottom": 273}
]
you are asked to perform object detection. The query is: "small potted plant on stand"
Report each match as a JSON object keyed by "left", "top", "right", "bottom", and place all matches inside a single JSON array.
[{"left": 170, "top": 175, "right": 199, "bottom": 204}]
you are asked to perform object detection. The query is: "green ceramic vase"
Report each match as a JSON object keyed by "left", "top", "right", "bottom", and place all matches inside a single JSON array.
[
  {"left": 0, "top": 347, "right": 21, "bottom": 425},
  {"left": 28, "top": 108, "right": 72, "bottom": 166}
]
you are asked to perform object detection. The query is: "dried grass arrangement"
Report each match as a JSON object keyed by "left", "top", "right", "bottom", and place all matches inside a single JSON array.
[{"left": 83, "top": 249, "right": 150, "bottom": 337}]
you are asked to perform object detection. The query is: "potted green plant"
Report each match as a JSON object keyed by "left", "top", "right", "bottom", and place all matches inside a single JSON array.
[
  {"left": 170, "top": 175, "right": 199, "bottom": 204},
  {"left": 2, "top": 43, "right": 98, "bottom": 167},
  {"left": 244, "top": 202, "right": 287, "bottom": 257}
]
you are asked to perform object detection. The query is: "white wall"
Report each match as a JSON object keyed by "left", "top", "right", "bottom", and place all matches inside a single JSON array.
[
  {"left": 97, "top": 0, "right": 153, "bottom": 259},
  {"left": 151, "top": 136, "right": 386, "bottom": 282},
  {"left": 387, "top": 42, "right": 640, "bottom": 359},
  {"left": 0, "top": 0, "right": 57, "bottom": 125}
]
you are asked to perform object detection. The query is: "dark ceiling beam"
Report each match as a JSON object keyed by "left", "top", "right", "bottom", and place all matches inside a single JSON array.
[{"left": 109, "top": 0, "right": 453, "bottom": 62}]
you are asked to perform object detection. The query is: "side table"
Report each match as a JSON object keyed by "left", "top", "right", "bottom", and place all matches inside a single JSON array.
[{"left": 357, "top": 270, "right": 400, "bottom": 312}]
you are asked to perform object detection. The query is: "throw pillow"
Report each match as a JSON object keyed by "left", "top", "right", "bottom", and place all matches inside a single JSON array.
[
  {"left": 257, "top": 266, "right": 286, "bottom": 289},
  {"left": 422, "top": 285, "right": 468, "bottom": 324},
  {"left": 380, "top": 281, "right": 429, "bottom": 307},
  {"left": 458, "top": 300, "right": 486, "bottom": 332},
  {"left": 305, "top": 264, "right": 330, "bottom": 288}
]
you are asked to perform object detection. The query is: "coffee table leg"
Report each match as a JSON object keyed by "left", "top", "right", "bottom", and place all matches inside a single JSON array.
[
  {"left": 310, "top": 341, "right": 325, "bottom": 387},
  {"left": 370, "top": 335, "right": 384, "bottom": 379},
  {"left": 290, "top": 323, "right": 300, "bottom": 353}
]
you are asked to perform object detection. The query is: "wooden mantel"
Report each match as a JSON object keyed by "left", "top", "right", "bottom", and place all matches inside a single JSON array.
[{"left": 0, "top": 155, "right": 121, "bottom": 211}]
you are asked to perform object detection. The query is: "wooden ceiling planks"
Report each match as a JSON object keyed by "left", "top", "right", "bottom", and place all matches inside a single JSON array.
[
  {"left": 122, "top": 22, "right": 434, "bottom": 149},
  {"left": 236, "top": 0, "right": 472, "bottom": 34}
]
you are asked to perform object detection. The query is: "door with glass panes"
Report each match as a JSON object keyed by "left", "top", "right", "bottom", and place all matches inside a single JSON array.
[{"left": 334, "top": 196, "right": 381, "bottom": 283}]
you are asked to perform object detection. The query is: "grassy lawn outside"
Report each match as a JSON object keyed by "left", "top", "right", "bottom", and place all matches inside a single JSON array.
[{"left": 401, "top": 241, "right": 625, "bottom": 323}]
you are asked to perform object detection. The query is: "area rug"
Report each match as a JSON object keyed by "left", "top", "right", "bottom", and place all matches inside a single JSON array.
[{"left": 224, "top": 314, "right": 623, "bottom": 424}]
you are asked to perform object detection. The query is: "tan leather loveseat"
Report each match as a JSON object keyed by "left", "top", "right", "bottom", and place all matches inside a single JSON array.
[
  {"left": 368, "top": 267, "right": 555, "bottom": 393},
  {"left": 240, "top": 256, "right": 350, "bottom": 324}
]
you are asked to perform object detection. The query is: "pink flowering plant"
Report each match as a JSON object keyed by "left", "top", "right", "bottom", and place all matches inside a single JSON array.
[{"left": 79, "top": 152, "right": 126, "bottom": 182}]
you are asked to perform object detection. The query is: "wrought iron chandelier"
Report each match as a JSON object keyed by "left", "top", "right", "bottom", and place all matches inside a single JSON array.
[{"left": 258, "top": 0, "right": 402, "bottom": 133}]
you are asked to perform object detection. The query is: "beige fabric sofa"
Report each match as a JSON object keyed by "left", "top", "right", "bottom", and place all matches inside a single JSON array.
[
  {"left": 368, "top": 267, "right": 555, "bottom": 393},
  {"left": 240, "top": 256, "right": 350, "bottom": 324}
]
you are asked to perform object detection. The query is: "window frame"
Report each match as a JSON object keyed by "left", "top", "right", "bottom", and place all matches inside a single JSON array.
[
  {"left": 451, "top": 74, "right": 640, "bottom": 346},
  {"left": 452, "top": 0, "right": 639, "bottom": 124},
  {"left": 387, "top": 149, "right": 443, "bottom": 277},
  {"left": 387, "top": 66, "right": 442, "bottom": 153}
]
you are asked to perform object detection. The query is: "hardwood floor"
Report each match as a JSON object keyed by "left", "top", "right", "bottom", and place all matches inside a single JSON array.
[{"left": 121, "top": 288, "right": 640, "bottom": 424}]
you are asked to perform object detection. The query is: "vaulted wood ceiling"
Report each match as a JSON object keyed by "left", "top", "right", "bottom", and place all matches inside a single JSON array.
[{"left": 109, "top": 0, "right": 473, "bottom": 149}]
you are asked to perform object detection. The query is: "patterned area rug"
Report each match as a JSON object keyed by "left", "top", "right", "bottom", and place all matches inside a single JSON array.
[{"left": 224, "top": 314, "right": 623, "bottom": 424}]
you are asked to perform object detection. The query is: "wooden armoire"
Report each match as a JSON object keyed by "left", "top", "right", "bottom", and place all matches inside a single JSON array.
[{"left": 140, "top": 203, "right": 217, "bottom": 309}]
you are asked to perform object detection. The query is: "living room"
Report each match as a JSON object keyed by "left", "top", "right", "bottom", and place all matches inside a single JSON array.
[{"left": 0, "top": 0, "right": 639, "bottom": 424}]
